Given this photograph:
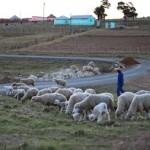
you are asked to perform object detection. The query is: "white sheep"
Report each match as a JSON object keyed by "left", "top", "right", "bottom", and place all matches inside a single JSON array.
[
  {"left": 54, "top": 78, "right": 67, "bottom": 87},
  {"left": 31, "top": 93, "right": 67, "bottom": 109},
  {"left": 115, "top": 92, "right": 135, "bottom": 119},
  {"left": 73, "top": 88, "right": 83, "bottom": 94},
  {"left": 66, "top": 92, "right": 90, "bottom": 118},
  {"left": 84, "top": 88, "right": 96, "bottom": 94},
  {"left": 54, "top": 100, "right": 68, "bottom": 114},
  {"left": 126, "top": 93, "right": 150, "bottom": 120},
  {"left": 21, "top": 88, "right": 39, "bottom": 103},
  {"left": 13, "top": 85, "right": 30, "bottom": 92},
  {"left": 50, "top": 86, "right": 59, "bottom": 93},
  {"left": 135, "top": 90, "right": 150, "bottom": 95},
  {"left": 13, "top": 89, "right": 26, "bottom": 100},
  {"left": 12, "top": 82, "right": 28, "bottom": 87},
  {"left": 4, "top": 85, "right": 13, "bottom": 96},
  {"left": 55, "top": 88, "right": 73, "bottom": 100},
  {"left": 73, "top": 93, "right": 114, "bottom": 121},
  {"left": 36, "top": 88, "right": 52, "bottom": 96},
  {"left": 20, "top": 78, "right": 35, "bottom": 86},
  {"left": 88, "top": 102, "right": 110, "bottom": 124}
]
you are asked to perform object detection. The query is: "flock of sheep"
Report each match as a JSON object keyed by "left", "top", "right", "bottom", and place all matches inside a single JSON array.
[{"left": 3, "top": 77, "right": 150, "bottom": 124}]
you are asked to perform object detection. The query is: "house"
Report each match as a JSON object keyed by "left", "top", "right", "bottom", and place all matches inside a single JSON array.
[
  {"left": 54, "top": 16, "right": 69, "bottom": 25},
  {"left": 28, "top": 16, "right": 47, "bottom": 22},
  {"left": 47, "top": 14, "right": 56, "bottom": 21},
  {"left": 10, "top": 15, "right": 20, "bottom": 21},
  {"left": 70, "top": 15, "right": 95, "bottom": 26}
]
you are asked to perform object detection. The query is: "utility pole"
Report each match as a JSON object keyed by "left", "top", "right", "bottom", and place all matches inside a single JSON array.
[{"left": 43, "top": 2, "right": 45, "bottom": 22}]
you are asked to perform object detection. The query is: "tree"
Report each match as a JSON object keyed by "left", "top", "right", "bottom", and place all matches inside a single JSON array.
[
  {"left": 117, "top": 2, "right": 138, "bottom": 20},
  {"left": 94, "top": 0, "right": 111, "bottom": 20}
]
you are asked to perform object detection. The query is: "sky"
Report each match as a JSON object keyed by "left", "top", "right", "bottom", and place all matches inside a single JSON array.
[{"left": 0, "top": 0, "right": 149, "bottom": 19}]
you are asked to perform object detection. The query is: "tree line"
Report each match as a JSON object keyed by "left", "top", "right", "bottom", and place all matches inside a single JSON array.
[{"left": 94, "top": 0, "right": 138, "bottom": 20}]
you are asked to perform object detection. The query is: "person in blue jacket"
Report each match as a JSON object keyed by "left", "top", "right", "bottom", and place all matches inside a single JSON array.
[{"left": 116, "top": 67, "right": 125, "bottom": 96}]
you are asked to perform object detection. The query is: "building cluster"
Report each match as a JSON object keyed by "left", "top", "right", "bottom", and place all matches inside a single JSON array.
[{"left": 0, "top": 14, "right": 95, "bottom": 26}]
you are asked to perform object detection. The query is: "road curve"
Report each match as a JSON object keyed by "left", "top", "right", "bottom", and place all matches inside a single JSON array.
[{"left": 0, "top": 54, "right": 150, "bottom": 91}]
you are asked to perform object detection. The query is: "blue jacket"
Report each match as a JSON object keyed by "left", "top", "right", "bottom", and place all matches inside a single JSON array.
[{"left": 117, "top": 71, "right": 124, "bottom": 87}]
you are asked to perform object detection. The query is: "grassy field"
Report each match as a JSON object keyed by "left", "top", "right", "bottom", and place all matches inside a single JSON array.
[{"left": 0, "top": 84, "right": 150, "bottom": 150}]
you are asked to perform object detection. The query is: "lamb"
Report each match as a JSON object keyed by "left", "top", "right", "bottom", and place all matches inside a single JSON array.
[
  {"left": 20, "top": 78, "right": 35, "bottom": 86},
  {"left": 54, "top": 78, "right": 67, "bottom": 87},
  {"left": 88, "top": 102, "right": 110, "bottom": 124},
  {"left": 54, "top": 100, "right": 68, "bottom": 114},
  {"left": 73, "top": 93, "right": 114, "bottom": 121},
  {"left": 36, "top": 88, "right": 52, "bottom": 96},
  {"left": 126, "top": 93, "right": 150, "bottom": 120},
  {"left": 21, "top": 87, "right": 39, "bottom": 103},
  {"left": 13, "top": 89, "right": 26, "bottom": 100},
  {"left": 84, "top": 88, "right": 96, "bottom": 94},
  {"left": 115, "top": 92, "right": 135, "bottom": 119},
  {"left": 55, "top": 88, "right": 73, "bottom": 100},
  {"left": 13, "top": 85, "right": 30, "bottom": 92},
  {"left": 31, "top": 93, "right": 67, "bottom": 109},
  {"left": 66, "top": 92, "right": 90, "bottom": 118},
  {"left": 4, "top": 85, "right": 13, "bottom": 96}
]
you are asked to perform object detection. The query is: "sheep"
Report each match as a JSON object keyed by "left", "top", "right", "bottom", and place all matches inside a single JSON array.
[
  {"left": 135, "top": 90, "right": 150, "bottom": 95},
  {"left": 126, "top": 93, "right": 150, "bottom": 120},
  {"left": 21, "top": 88, "right": 39, "bottom": 103},
  {"left": 73, "top": 93, "right": 114, "bottom": 121},
  {"left": 66, "top": 92, "right": 90, "bottom": 118},
  {"left": 115, "top": 92, "right": 135, "bottom": 119},
  {"left": 31, "top": 93, "right": 67, "bottom": 109},
  {"left": 13, "top": 89, "right": 25, "bottom": 100},
  {"left": 84, "top": 88, "right": 96, "bottom": 94},
  {"left": 12, "top": 82, "right": 28, "bottom": 87},
  {"left": 4, "top": 85, "right": 13, "bottom": 96},
  {"left": 20, "top": 78, "right": 35, "bottom": 86},
  {"left": 13, "top": 85, "right": 30, "bottom": 92},
  {"left": 54, "top": 100, "right": 68, "bottom": 114},
  {"left": 36, "top": 88, "right": 52, "bottom": 96},
  {"left": 50, "top": 86, "right": 59, "bottom": 93},
  {"left": 55, "top": 88, "right": 73, "bottom": 100},
  {"left": 54, "top": 78, "right": 67, "bottom": 87},
  {"left": 88, "top": 102, "right": 110, "bottom": 124},
  {"left": 73, "top": 88, "right": 83, "bottom": 94}
]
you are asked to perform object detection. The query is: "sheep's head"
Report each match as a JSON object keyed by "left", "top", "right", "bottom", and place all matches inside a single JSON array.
[
  {"left": 54, "top": 99, "right": 60, "bottom": 105},
  {"left": 126, "top": 111, "right": 135, "bottom": 120},
  {"left": 88, "top": 114, "right": 95, "bottom": 121},
  {"left": 73, "top": 103, "right": 80, "bottom": 113},
  {"left": 115, "top": 109, "right": 124, "bottom": 118},
  {"left": 72, "top": 113, "right": 80, "bottom": 121},
  {"left": 31, "top": 96, "right": 37, "bottom": 102}
]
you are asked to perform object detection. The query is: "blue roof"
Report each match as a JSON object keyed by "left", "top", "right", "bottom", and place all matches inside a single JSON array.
[
  {"left": 71, "top": 15, "right": 93, "bottom": 19},
  {"left": 56, "top": 15, "right": 69, "bottom": 20}
]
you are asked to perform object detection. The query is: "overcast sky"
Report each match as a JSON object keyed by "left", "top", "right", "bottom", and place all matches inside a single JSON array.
[{"left": 0, "top": 0, "right": 149, "bottom": 19}]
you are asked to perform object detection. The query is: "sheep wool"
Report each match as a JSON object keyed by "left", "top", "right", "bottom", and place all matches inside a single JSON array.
[
  {"left": 89, "top": 102, "right": 110, "bottom": 124},
  {"left": 37, "top": 88, "right": 52, "bottom": 96},
  {"left": 55, "top": 88, "right": 73, "bottom": 100},
  {"left": 66, "top": 92, "right": 90, "bottom": 116},
  {"left": 21, "top": 88, "right": 39, "bottom": 103},
  {"left": 126, "top": 93, "right": 150, "bottom": 119},
  {"left": 115, "top": 92, "right": 135, "bottom": 118},
  {"left": 55, "top": 78, "right": 67, "bottom": 87},
  {"left": 31, "top": 93, "right": 67, "bottom": 107}
]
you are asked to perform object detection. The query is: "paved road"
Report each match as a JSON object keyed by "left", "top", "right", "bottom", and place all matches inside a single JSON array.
[{"left": 0, "top": 54, "right": 150, "bottom": 92}]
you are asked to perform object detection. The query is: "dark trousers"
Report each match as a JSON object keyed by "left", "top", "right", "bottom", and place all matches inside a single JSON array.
[{"left": 117, "top": 85, "right": 125, "bottom": 96}]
